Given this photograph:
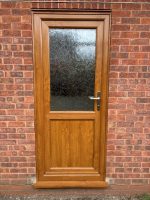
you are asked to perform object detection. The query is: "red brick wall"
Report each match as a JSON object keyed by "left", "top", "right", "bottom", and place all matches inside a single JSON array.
[{"left": 0, "top": 1, "right": 150, "bottom": 185}]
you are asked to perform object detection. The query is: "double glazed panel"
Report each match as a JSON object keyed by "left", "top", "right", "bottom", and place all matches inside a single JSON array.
[{"left": 49, "top": 29, "right": 96, "bottom": 111}]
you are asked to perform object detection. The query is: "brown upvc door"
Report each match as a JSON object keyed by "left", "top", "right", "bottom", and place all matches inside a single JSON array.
[{"left": 33, "top": 10, "right": 110, "bottom": 188}]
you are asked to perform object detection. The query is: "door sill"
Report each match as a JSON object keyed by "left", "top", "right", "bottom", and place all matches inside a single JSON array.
[{"left": 33, "top": 181, "right": 108, "bottom": 188}]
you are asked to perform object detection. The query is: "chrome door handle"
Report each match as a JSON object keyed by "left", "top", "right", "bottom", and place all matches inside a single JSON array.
[
  {"left": 88, "top": 96, "right": 100, "bottom": 100},
  {"left": 88, "top": 92, "right": 101, "bottom": 111}
]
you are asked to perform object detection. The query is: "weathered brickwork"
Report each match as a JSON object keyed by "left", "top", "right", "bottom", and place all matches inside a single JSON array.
[{"left": 0, "top": 1, "right": 150, "bottom": 185}]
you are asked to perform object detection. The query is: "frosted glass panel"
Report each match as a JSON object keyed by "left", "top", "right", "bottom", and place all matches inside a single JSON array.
[{"left": 49, "top": 29, "right": 96, "bottom": 111}]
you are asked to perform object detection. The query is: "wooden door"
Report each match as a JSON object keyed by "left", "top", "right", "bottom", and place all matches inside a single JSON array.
[{"left": 33, "top": 10, "right": 110, "bottom": 188}]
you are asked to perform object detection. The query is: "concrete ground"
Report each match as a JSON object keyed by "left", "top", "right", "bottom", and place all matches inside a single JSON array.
[{"left": 0, "top": 185, "right": 150, "bottom": 200}]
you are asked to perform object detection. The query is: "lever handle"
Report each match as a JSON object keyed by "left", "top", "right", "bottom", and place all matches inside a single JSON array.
[
  {"left": 88, "top": 92, "right": 101, "bottom": 111},
  {"left": 88, "top": 96, "right": 100, "bottom": 100}
]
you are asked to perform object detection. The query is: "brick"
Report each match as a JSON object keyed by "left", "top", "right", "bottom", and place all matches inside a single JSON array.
[
  {"left": 120, "top": 32, "right": 139, "bottom": 38},
  {"left": 23, "top": 45, "right": 32, "bottom": 51},
  {"left": 110, "top": 66, "right": 128, "bottom": 72},
  {"left": 16, "top": 2, "right": 31, "bottom": 9},
  {"left": 121, "top": 18, "right": 140, "bottom": 24},
  {"left": 132, "top": 179, "right": 149, "bottom": 184},
  {"left": 8, "top": 134, "right": 26, "bottom": 139},
  {"left": 0, "top": 122, "right": 7, "bottom": 126},
  {"left": 10, "top": 157, "right": 27, "bottom": 162},
  {"left": 130, "top": 39, "right": 149, "bottom": 45},
  {"left": 132, "top": 11, "right": 150, "bottom": 17},
  {"left": 121, "top": 59, "right": 139, "bottom": 65},
  {"left": 0, "top": 96, "right": 5, "bottom": 101},
  {"left": 126, "top": 115, "right": 138, "bottom": 122},
  {"left": 111, "top": 31, "right": 120, "bottom": 38},
  {"left": 23, "top": 58, "right": 33, "bottom": 64},
  {"left": 11, "top": 45, "right": 22, "bottom": 51},
  {"left": 12, "top": 23, "right": 32, "bottom": 30},
  {"left": 141, "top": 18, "right": 150, "bottom": 24},
  {"left": 141, "top": 46, "right": 150, "bottom": 52},
  {"left": 0, "top": 116, "right": 15, "bottom": 121},
  {"left": 136, "top": 98, "right": 150, "bottom": 103},
  {"left": 0, "top": 9, "right": 12, "bottom": 15},
  {"left": 117, "top": 97, "right": 135, "bottom": 104},
  {"left": 130, "top": 53, "right": 148, "bottom": 59},
  {"left": 0, "top": 128, "right": 16, "bottom": 133},
  {"left": 6, "top": 85, "right": 23, "bottom": 90},
  {"left": 112, "top": 18, "right": 121, "bottom": 25},
  {"left": 8, "top": 122, "right": 25, "bottom": 127},
  {"left": 110, "top": 59, "right": 119, "bottom": 65},
  {"left": 109, "top": 91, "right": 127, "bottom": 97},
  {"left": 0, "top": 134, "right": 7, "bottom": 139},
  {"left": 16, "top": 91, "right": 33, "bottom": 96},
  {"left": 1, "top": 2, "right": 14, "bottom": 8},
  {"left": 129, "top": 66, "right": 147, "bottom": 72},
  {"left": 13, "top": 52, "right": 32, "bottom": 58},
  {"left": 3, "top": 57, "right": 22, "bottom": 64},
  {"left": 0, "top": 37, "right": 12, "bottom": 44},
  {"left": 111, "top": 4, "right": 121, "bottom": 10},
  {"left": 10, "top": 168, "right": 27, "bottom": 173},
  {"left": 140, "top": 32, "right": 150, "bottom": 38},
  {"left": 24, "top": 72, "right": 33, "bottom": 78},
  {"left": 139, "top": 60, "right": 150, "bottom": 65},
  {"left": 112, "top": 11, "right": 131, "bottom": 17},
  {"left": 2, "top": 30, "right": 21, "bottom": 37},
  {"left": 120, "top": 46, "right": 139, "bottom": 52},
  {"left": 0, "top": 78, "right": 14, "bottom": 83},
  {"left": 0, "top": 71, "right": 4, "bottom": 77},
  {"left": 21, "top": 31, "right": 32, "bottom": 37},
  {"left": 0, "top": 51, "right": 12, "bottom": 57},
  {"left": 109, "top": 103, "right": 126, "bottom": 110},
  {"left": 112, "top": 25, "right": 130, "bottom": 31},
  {"left": 131, "top": 25, "right": 149, "bottom": 31},
  {"left": 10, "top": 72, "right": 23, "bottom": 77},
  {"left": 111, "top": 52, "right": 128, "bottom": 59},
  {"left": 2, "top": 16, "right": 21, "bottom": 23},
  {"left": 112, "top": 39, "right": 129, "bottom": 45},
  {"left": 127, "top": 104, "right": 144, "bottom": 111},
  {"left": 118, "top": 84, "right": 137, "bottom": 91},
  {"left": 13, "top": 37, "right": 32, "bottom": 44},
  {"left": 12, "top": 9, "right": 31, "bottom": 15},
  {"left": 21, "top": 16, "right": 31, "bottom": 23},
  {"left": 0, "top": 140, "right": 16, "bottom": 145},
  {"left": 0, "top": 23, "right": 11, "bottom": 29},
  {"left": 15, "top": 78, "right": 33, "bottom": 84},
  {"left": 122, "top": 4, "right": 141, "bottom": 10}
]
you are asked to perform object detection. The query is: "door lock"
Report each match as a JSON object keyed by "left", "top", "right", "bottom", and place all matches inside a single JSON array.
[{"left": 88, "top": 92, "right": 101, "bottom": 111}]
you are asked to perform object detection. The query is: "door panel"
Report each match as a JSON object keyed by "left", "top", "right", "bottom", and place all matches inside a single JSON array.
[
  {"left": 49, "top": 120, "right": 94, "bottom": 167},
  {"left": 33, "top": 10, "right": 110, "bottom": 188}
]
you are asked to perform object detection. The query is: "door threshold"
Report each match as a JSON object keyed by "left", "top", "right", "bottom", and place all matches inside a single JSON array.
[{"left": 34, "top": 181, "right": 108, "bottom": 188}]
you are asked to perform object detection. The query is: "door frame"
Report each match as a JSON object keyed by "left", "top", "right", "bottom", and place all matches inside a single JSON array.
[{"left": 32, "top": 10, "right": 111, "bottom": 188}]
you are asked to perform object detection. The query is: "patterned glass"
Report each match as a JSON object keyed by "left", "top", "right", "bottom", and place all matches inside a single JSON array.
[{"left": 49, "top": 29, "right": 96, "bottom": 111}]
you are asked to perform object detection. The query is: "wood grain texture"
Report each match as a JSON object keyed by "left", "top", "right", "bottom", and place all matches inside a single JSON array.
[
  {"left": 34, "top": 181, "right": 108, "bottom": 188},
  {"left": 49, "top": 120, "right": 94, "bottom": 168},
  {"left": 33, "top": 10, "right": 110, "bottom": 188}
]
